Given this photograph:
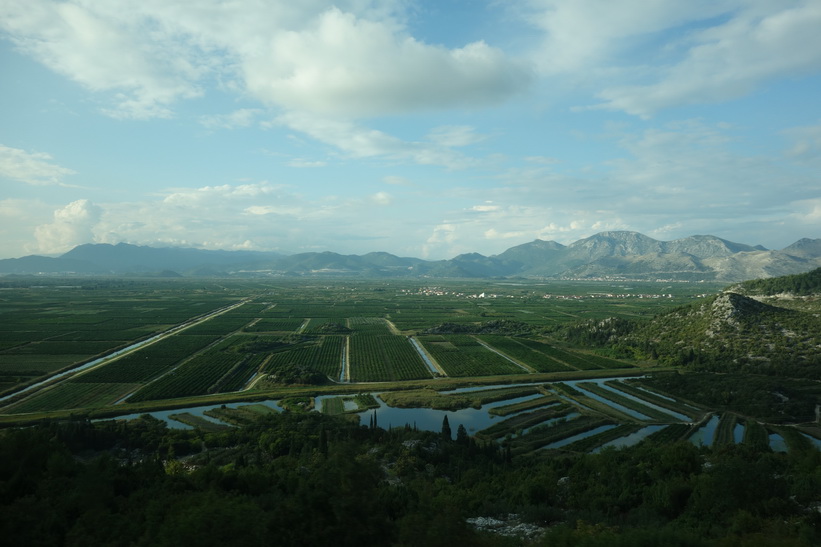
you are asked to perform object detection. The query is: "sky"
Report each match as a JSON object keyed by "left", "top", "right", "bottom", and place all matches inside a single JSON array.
[{"left": 1, "top": 0, "right": 820, "bottom": 260}]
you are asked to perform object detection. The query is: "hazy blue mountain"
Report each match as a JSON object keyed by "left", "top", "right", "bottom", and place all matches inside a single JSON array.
[
  {"left": 1, "top": 232, "right": 820, "bottom": 281},
  {"left": 0, "top": 254, "right": 101, "bottom": 274},
  {"left": 61, "top": 242, "right": 282, "bottom": 273}
]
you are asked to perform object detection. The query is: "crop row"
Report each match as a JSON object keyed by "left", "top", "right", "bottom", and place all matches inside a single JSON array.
[
  {"left": 261, "top": 336, "right": 344, "bottom": 379},
  {"left": 514, "top": 339, "right": 601, "bottom": 370},
  {"left": 416, "top": 335, "right": 525, "bottom": 377},
  {"left": 211, "top": 354, "right": 269, "bottom": 393},
  {"left": 478, "top": 336, "right": 572, "bottom": 373},
  {"left": 347, "top": 317, "right": 393, "bottom": 335},
  {"left": 242, "top": 318, "right": 304, "bottom": 333},
  {"left": 127, "top": 352, "right": 248, "bottom": 402},
  {"left": 72, "top": 334, "right": 220, "bottom": 384},
  {"left": 349, "top": 334, "right": 430, "bottom": 382},
  {"left": 3, "top": 382, "right": 140, "bottom": 414}
]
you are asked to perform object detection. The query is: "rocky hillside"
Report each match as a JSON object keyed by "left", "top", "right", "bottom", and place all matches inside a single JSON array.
[{"left": 561, "top": 269, "right": 821, "bottom": 378}]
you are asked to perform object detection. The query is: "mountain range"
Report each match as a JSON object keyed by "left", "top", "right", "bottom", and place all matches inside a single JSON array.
[{"left": 2, "top": 231, "right": 820, "bottom": 281}]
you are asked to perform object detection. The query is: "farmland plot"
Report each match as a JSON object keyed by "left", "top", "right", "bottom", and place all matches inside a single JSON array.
[
  {"left": 416, "top": 335, "right": 527, "bottom": 377},
  {"left": 348, "top": 334, "right": 431, "bottom": 382}
]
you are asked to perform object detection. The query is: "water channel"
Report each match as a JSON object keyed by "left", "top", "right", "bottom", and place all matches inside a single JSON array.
[{"left": 0, "top": 301, "right": 246, "bottom": 405}]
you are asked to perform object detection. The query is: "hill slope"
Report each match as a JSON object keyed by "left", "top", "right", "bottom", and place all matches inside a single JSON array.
[{"left": 561, "top": 268, "right": 821, "bottom": 378}]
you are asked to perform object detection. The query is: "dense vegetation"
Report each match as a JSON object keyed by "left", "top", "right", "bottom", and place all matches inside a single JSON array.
[
  {"left": 734, "top": 266, "right": 821, "bottom": 296},
  {"left": 1, "top": 410, "right": 819, "bottom": 546}
]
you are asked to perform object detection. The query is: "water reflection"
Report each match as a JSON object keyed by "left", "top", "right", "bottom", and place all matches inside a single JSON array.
[
  {"left": 97, "top": 400, "right": 282, "bottom": 429},
  {"left": 689, "top": 415, "right": 719, "bottom": 446}
]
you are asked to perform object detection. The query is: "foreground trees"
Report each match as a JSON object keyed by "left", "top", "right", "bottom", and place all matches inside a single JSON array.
[{"left": 1, "top": 412, "right": 819, "bottom": 546}]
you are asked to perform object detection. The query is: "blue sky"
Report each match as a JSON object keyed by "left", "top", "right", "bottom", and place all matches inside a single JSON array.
[{"left": 1, "top": 0, "right": 819, "bottom": 260}]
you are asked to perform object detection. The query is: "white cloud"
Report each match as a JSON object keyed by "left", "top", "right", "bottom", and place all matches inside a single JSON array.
[
  {"left": 286, "top": 158, "right": 327, "bottom": 168},
  {"left": 523, "top": 0, "right": 736, "bottom": 74},
  {"left": 243, "top": 8, "right": 530, "bottom": 117},
  {"left": 471, "top": 204, "right": 500, "bottom": 212},
  {"left": 370, "top": 191, "right": 392, "bottom": 206},
  {"left": 1, "top": 1, "right": 205, "bottom": 119},
  {"left": 0, "top": 144, "right": 76, "bottom": 186},
  {"left": 592, "top": 2, "right": 821, "bottom": 116},
  {"left": 199, "top": 109, "right": 263, "bottom": 129},
  {"left": 33, "top": 199, "right": 102, "bottom": 254},
  {"left": 426, "top": 126, "right": 486, "bottom": 147},
  {"left": 1, "top": 1, "right": 530, "bottom": 119},
  {"left": 275, "top": 112, "right": 479, "bottom": 169}
]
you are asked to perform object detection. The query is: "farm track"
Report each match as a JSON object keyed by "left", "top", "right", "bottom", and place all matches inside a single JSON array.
[
  {"left": 0, "top": 299, "right": 251, "bottom": 411},
  {"left": 472, "top": 337, "right": 537, "bottom": 373}
]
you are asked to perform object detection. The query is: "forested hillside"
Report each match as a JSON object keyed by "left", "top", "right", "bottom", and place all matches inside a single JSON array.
[{"left": 733, "top": 267, "right": 821, "bottom": 296}]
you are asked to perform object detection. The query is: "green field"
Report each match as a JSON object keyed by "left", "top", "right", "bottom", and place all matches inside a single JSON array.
[{"left": 0, "top": 277, "right": 719, "bottom": 417}]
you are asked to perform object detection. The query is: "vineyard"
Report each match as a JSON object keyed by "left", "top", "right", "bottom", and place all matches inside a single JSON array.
[
  {"left": 349, "top": 334, "right": 430, "bottom": 382},
  {"left": 416, "top": 335, "right": 527, "bottom": 377}
]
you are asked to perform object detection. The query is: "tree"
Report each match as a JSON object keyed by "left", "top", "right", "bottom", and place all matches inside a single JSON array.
[
  {"left": 441, "top": 415, "right": 452, "bottom": 440},
  {"left": 456, "top": 424, "right": 468, "bottom": 444}
]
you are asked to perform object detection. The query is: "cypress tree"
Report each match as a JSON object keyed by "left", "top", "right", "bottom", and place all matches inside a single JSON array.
[{"left": 441, "top": 415, "right": 452, "bottom": 440}]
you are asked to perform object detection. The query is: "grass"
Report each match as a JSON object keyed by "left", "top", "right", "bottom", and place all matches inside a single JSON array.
[
  {"left": 489, "top": 395, "right": 559, "bottom": 416},
  {"left": 577, "top": 382, "right": 678, "bottom": 421},
  {"left": 476, "top": 404, "right": 574, "bottom": 440},
  {"left": 169, "top": 412, "right": 231, "bottom": 431}
]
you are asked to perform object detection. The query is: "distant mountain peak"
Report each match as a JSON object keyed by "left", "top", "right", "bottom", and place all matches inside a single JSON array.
[{"left": 1, "top": 232, "right": 820, "bottom": 281}]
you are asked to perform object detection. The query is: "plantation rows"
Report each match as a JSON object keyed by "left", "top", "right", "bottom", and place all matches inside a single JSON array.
[
  {"left": 243, "top": 318, "right": 304, "bottom": 333},
  {"left": 516, "top": 338, "right": 623, "bottom": 371},
  {"left": 347, "top": 317, "right": 392, "bottom": 334},
  {"left": 262, "top": 336, "right": 344, "bottom": 379},
  {"left": 72, "top": 334, "right": 220, "bottom": 384},
  {"left": 478, "top": 336, "right": 572, "bottom": 373},
  {"left": 4, "top": 381, "right": 140, "bottom": 413},
  {"left": 417, "top": 335, "right": 525, "bottom": 377},
  {"left": 128, "top": 351, "right": 268, "bottom": 402},
  {"left": 349, "top": 334, "right": 430, "bottom": 382},
  {"left": 176, "top": 303, "right": 265, "bottom": 335}
]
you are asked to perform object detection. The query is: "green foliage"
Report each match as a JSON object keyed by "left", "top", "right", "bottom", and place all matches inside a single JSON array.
[
  {"left": 0, "top": 405, "right": 819, "bottom": 546},
  {"left": 736, "top": 267, "right": 821, "bottom": 296}
]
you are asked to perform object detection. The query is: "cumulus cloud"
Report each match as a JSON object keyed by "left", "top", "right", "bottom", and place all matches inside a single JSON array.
[
  {"left": 33, "top": 199, "right": 102, "bottom": 254},
  {"left": 0, "top": 144, "right": 76, "bottom": 186},
  {"left": 1, "top": 1, "right": 529, "bottom": 120},
  {"left": 244, "top": 8, "right": 530, "bottom": 117}
]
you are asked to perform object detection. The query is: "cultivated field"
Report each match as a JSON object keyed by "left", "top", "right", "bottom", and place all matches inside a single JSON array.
[{"left": 7, "top": 277, "right": 794, "bottom": 456}]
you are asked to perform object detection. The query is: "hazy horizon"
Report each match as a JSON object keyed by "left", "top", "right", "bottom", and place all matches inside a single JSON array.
[{"left": 2, "top": 1, "right": 820, "bottom": 260}]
